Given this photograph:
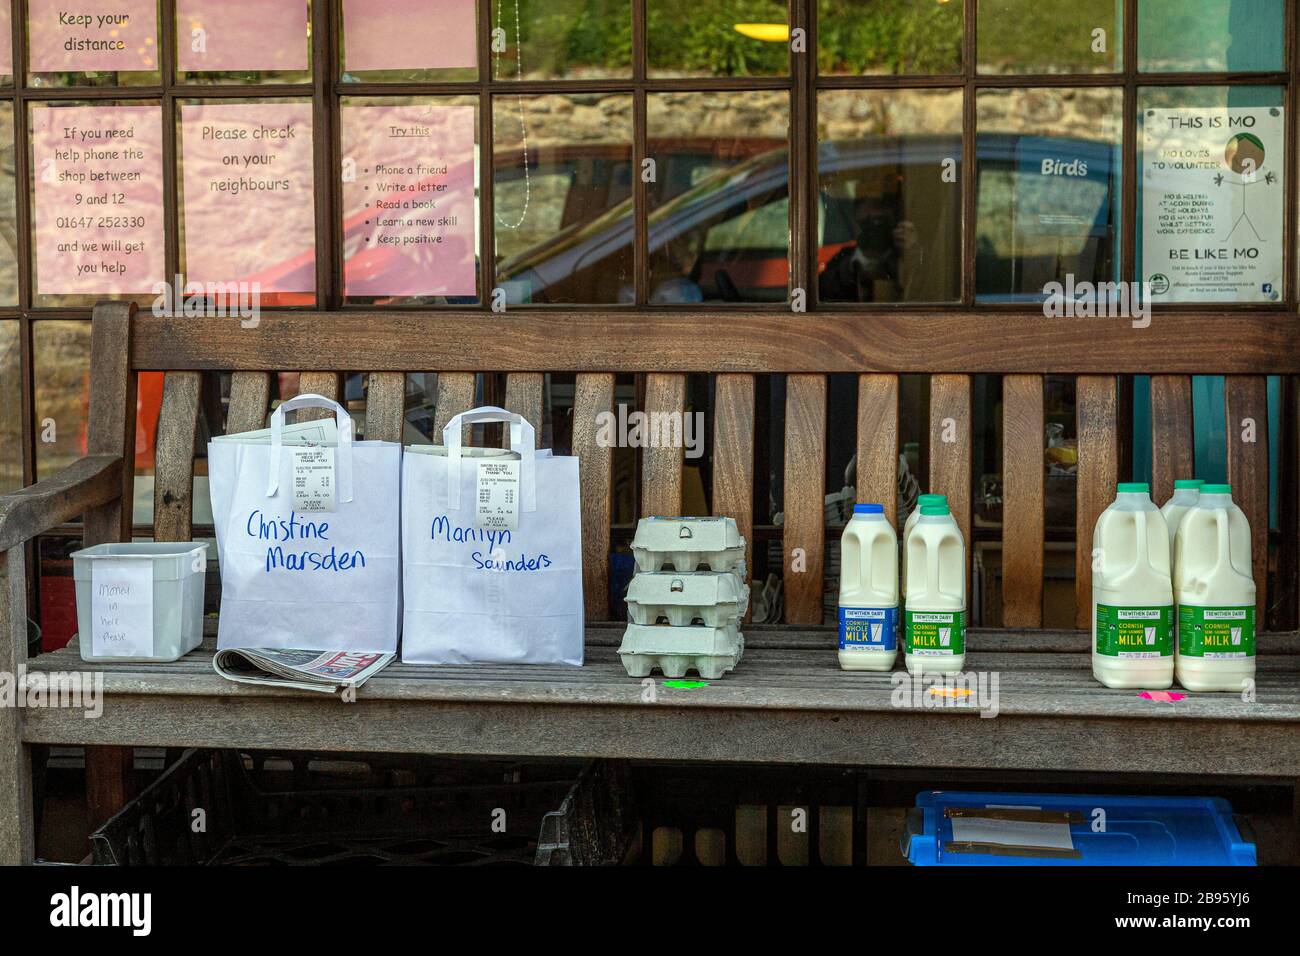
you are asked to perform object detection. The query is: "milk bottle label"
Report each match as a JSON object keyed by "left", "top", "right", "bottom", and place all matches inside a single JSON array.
[
  {"left": 839, "top": 606, "right": 898, "bottom": 651},
  {"left": 1095, "top": 605, "right": 1173, "bottom": 658},
  {"left": 1178, "top": 605, "right": 1255, "bottom": 659},
  {"left": 904, "top": 610, "right": 965, "bottom": 657}
]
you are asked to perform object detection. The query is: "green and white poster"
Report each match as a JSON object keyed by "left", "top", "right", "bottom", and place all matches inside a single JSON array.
[{"left": 1142, "top": 106, "right": 1284, "bottom": 303}]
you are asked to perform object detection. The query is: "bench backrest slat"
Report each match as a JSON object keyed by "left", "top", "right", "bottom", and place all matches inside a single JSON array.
[
  {"left": 713, "top": 373, "right": 755, "bottom": 623},
  {"left": 573, "top": 372, "right": 614, "bottom": 620},
  {"left": 783, "top": 374, "right": 827, "bottom": 625},
  {"left": 434, "top": 372, "right": 476, "bottom": 445},
  {"left": 296, "top": 372, "right": 342, "bottom": 420},
  {"left": 856, "top": 373, "right": 899, "bottom": 526},
  {"left": 85, "top": 302, "right": 137, "bottom": 548},
  {"left": 1150, "top": 375, "right": 1194, "bottom": 504},
  {"left": 225, "top": 371, "right": 271, "bottom": 435},
  {"left": 364, "top": 372, "right": 405, "bottom": 443},
  {"left": 1225, "top": 375, "right": 1270, "bottom": 621},
  {"left": 1002, "top": 374, "right": 1045, "bottom": 627},
  {"left": 153, "top": 371, "right": 202, "bottom": 544},
  {"left": 641, "top": 373, "right": 686, "bottom": 518},
  {"left": 1074, "top": 375, "right": 1119, "bottom": 628},
  {"left": 928, "top": 373, "right": 973, "bottom": 563},
  {"left": 503, "top": 373, "right": 545, "bottom": 442}
]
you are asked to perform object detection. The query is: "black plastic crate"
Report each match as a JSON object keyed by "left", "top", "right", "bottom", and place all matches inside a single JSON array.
[{"left": 91, "top": 749, "right": 583, "bottom": 865}]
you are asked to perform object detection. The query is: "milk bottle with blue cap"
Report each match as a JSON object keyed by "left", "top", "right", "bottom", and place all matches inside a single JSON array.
[
  {"left": 837, "top": 503, "right": 899, "bottom": 671},
  {"left": 1092, "top": 483, "right": 1174, "bottom": 689},
  {"left": 1174, "top": 483, "right": 1256, "bottom": 693}
]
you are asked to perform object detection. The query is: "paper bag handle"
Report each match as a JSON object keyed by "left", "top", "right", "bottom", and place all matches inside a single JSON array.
[
  {"left": 266, "top": 393, "right": 354, "bottom": 503},
  {"left": 442, "top": 405, "right": 536, "bottom": 512}
]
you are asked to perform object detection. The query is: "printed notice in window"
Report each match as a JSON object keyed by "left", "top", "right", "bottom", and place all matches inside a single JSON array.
[
  {"left": 176, "top": 0, "right": 309, "bottom": 73},
  {"left": 31, "top": 105, "right": 165, "bottom": 295},
  {"left": 1142, "top": 106, "right": 1284, "bottom": 303},
  {"left": 180, "top": 102, "right": 315, "bottom": 296},
  {"left": 342, "top": 0, "right": 476, "bottom": 72},
  {"left": 341, "top": 104, "right": 477, "bottom": 298},
  {"left": 28, "top": 0, "right": 158, "bottom": 74}
]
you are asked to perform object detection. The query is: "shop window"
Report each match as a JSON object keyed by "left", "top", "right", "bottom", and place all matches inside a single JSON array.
[
  {"left": 978, "top": 0, "right": 1122, "bottom": 75},
  {"left": 28, "top": 101, "right": 165, "bottom": 308},
  {"left": 176, "top": 0, "right": 313, "bottom": 85},
  {"left": 341, "top": 96, "right": 480, "bottom": 305},
  {"left": 975, "top": 88, "right": 1122, "bottom": 302},
  {"left": 645, "top": 90, "right": 790, "bottom": 304},
  {"left": 178, "top": 97, "right": 316, "bottom": 306},
  {"left": 0, "top": 319, "right": 20, "bottom": 492},
  {"left": 817, "top": 88, "right": 962, "bottom": 303},
  {"left": 0, "top": 101, "right": 16, "bottom": 306},
  {"left": 27, "top": 0, "right": 160, "bottom": 87},
  {"left": 0, "top": 1, "right": 12, "bottom": 85},
  {"left": 817, "top": 0, "right": 962, "bottom": 76},
  {"left": 1139, "top": 0, "right": 1284, "bottom": 73},
  {"left": 493, "top": 92, "right": 633, "bottom": 304},
  {"left": 647, "top": 0, "right": 789, "bottom": 78},
  {"left": 1138, "top": 85, "right": 1284, "bottom": 304},
  {"left": 340, "top": 0, "right": 477, "bottom": 83},
  {"left": 33, "top": 321, "right": 91, "bottom": 480},
  {"left": 491, "top": 0, "right": 632, "bottom": 81}
]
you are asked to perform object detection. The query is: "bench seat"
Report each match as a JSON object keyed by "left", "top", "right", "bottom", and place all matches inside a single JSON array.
[{"left": 24, "top": 627, "right": 1300, "bottom": 778}]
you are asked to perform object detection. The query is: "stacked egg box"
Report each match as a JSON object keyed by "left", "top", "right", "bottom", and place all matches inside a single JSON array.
[{"left": 618, "top": 517, "right": 748, "bottom": 680}]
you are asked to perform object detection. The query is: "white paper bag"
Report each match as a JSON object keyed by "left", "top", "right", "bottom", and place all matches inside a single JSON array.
[
  {"left": 401, "top": 406, "right": 583, "bottom": 665},
  {"left": 208, "top": 394, "right": 401, "bottom": 653}
]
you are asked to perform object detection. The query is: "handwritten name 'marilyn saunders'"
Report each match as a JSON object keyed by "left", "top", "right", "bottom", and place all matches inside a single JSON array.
[{"left": 245, "top": 510, "right": 366, "bottom": 573}]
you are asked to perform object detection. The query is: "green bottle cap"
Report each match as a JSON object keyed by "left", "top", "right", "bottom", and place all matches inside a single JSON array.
[
  {"left": 1201, "top": 483, "right": 1232, "bottom": 495},
  {"left": 1117, "top": 482, "right": 1150, "bottom": 494},
  {"left": 1173, "top": 479, "right": 1203, "bottom": 490},
  {"left": 919, "top": 503, "right": 950, "bottom": 517},
  {"left": 917, "top": 493, "right": 948, "bottom": 506}
]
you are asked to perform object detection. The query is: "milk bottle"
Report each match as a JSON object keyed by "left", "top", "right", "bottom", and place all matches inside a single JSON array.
[
  {"left": 1174, "top": 484, "right": 1256, "bottom": 693},
  {"left": 1160, "top": 479, "right": 1202, "bottom": 553},
  {"left": 902, "top": 493, "right": 947, "bottom": 583},
  {"left": 1092, "top": 483, "right": 1174, "bottom": 689},
  {"left": 837, "top": 504, "right": 899, "bottom": 671},
  {"left": 903, "top": 502, "right": 966, "bottom": 675}
]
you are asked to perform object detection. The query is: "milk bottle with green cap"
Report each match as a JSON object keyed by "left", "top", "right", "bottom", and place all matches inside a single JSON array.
[
  {"left": 902, "top": 493, "right": 947, "bottom": 584},
  {"left": 903, "top": 502, "right": 965, "bottom": 675},
  {"left": 1174, "top": 483, "right": 1256, "bottom": 693},
  {"left": 1092, "top": 483, "right": 1174, "bottom": 689},
  {"left": 837, "top": 504, "right": 899, "bottom": 671},
  {"left": 1160, "top": 479, "right": 1203, "bottom": 553}
]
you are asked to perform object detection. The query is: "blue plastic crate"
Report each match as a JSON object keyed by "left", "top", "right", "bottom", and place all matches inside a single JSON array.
[{"left": 904, "top": 791, "right": 1256, "bottom": 866}]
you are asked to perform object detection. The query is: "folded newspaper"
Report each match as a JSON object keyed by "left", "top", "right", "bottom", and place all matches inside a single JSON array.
[
  {"left": 212, "top": 648, "right": 393, "bottom": 694},
  {"left": 210, "top": 417, "right": 339, "bottom": 446}
]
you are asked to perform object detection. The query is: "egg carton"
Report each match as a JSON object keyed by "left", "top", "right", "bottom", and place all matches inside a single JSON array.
[
  {"left": 617, "top": 623, "right": 744, "bottom": 680},
  {"left": 631, "top": 517, "right": 746, "bottom": 573},
  {"left": 625, "top": 570, "right": 749, "bottom": 627}
]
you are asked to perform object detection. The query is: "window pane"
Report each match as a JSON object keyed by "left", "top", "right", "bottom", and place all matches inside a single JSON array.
[
  {"left": 28, "top": 0, "right": 160, "bottom": 87},
  {"left": 0, "top": 320, "right": 19, "bottom": 492},
  {"left": 0, "top": 2, "right": 12, "bottom": 84},
  {"left": 341, "top": 96, "right": 480, "bottom": 305},
  {"left": 1139, "top": 0, "right": 1283, "bottom": 73},
  {"left": 177, "top": 0, "right": 312, "bottom": 84},
  {"left": 1139, "top": 86, "right": 1284, "bottom": 304},
  {"left": 492, "top": 0, "right": 631, "bottom": 80},
  {"left": 818, "top": 0, "right": 962, "bottom": 76},
  {"left": 179, "top": 98, "right": 316, "bottom": 306},
  {"left": 648, "top": 0, "right": 788, "bottom": 78},
  {"left": 975, "top": 88, "right": 1122, "bottom": 302},
  {"left": 0, "top": 103, "right": 17, "bottom": 306},
  {"left": 29, "top": 101, "right": 165, "bottom": 308},
  {"left": 33, "top": 320, "right": 90, "bottom": 480},
  {"left": 493, "top": 93, "right": 633, "bottom": 304},
  {"left": 978, "top": 0, "right": 1121, "bottom": 75},
  {"left": 818, "top": 89, "right": 962, "bottom": 303},
  {"left": 341, "top": 0, "right": 477, "bottom": 82},
  {"left": 647, "top": 91, "right": 790, "bottom": 303}
]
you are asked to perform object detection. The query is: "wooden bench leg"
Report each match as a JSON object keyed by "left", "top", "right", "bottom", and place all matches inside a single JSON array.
[
  {"left": 0, "top": 549, "right": 35, "bottom": 864},
  {"left": 85, "top": 747, "right": 134, "bottom": 832}
]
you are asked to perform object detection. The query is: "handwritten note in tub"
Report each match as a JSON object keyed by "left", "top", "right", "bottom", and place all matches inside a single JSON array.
[{"left": 91, "top": 558, "right": 153, "bottom": 657}]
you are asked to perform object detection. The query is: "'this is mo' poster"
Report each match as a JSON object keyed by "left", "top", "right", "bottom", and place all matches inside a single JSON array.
[{"left": 1142, "top": 106, "right": 1284, "bottom": 303}]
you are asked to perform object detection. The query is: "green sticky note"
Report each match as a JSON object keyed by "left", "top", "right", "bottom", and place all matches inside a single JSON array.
[{"left": 663, "top": 680, "right": 709, "bottom": 689}]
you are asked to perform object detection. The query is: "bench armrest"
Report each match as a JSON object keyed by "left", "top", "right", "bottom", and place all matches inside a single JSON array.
[{"left": 0, "top": 455, "right": 124, "bottom": 552}]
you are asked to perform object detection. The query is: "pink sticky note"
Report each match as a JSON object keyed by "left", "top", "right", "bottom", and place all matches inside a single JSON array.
[
  {"left": 180, "top": 102, "right": 315, "bottom": 293},
  {"left": 342, "top": 104, "right": 477, "bottom": 298},
  {"left": 1138, "top": 691, "right": 1187, "bottom": 703},
  {"left": 342, "top": 0, "right": 476, "bottom": 72},
  {"left": 29, "top": 0, "right": 158, "bottom": 74},
  {"left": 31, "top": 105, "right": 165, "bottom": 295},
  {"left": 177, "top": 0, "right": 309, "bottom": 73},
  {"left": 0, "top": 4, "right": 12, "bottom": 75}
]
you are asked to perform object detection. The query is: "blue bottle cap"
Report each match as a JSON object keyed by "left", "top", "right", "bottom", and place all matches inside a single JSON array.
[{"left": 854, "top": 503, "right": 884, "bottom": 515}]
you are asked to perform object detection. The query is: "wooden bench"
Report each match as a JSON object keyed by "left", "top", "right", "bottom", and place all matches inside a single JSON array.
[{"left": 2, "top": 300, "right": 1298, "bottom": 864}]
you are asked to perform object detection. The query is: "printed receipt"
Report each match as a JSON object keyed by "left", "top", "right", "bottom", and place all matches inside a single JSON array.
[
  {"left": 291, "top": 446, "right": 336, "bottom": 513},
  {"left": 476, "top": 459, "right": 519, "bottom": 531}
]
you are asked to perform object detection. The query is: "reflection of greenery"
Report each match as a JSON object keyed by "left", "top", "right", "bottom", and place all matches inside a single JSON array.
[
  {"left": 646, "top": 0, "right": 788, "bottom": 75},
  {"left": 505, "top": 0, "right": 633, "bottom": 76},
  {"left": 978, "top": 0, "right": 1121, "bottom": 73},
  {"left": 818, "top": 0, "right": 961, "bottom": 75}
]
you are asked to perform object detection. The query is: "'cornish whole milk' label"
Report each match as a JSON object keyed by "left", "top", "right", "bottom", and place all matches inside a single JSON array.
[
  {"left": 1178, "top": 605, "right": 1255, "bottom": 659},
  {"left": 838, "top": 606, "right": 898, "bottom": 652},
  {"left": 1095, "top": 604, "right": 1173, "bottom": 658},
  {"left": 904, "top": 610, "right": 965, "bottom": 657}
]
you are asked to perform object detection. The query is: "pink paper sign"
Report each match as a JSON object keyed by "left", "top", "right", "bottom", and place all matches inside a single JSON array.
[
  {"left": 31, "top": 105, "right": 165, "bottom": 295},
  {"left": 342, "top": 104, "right": 477, "bottom": 297},
  {"left": 29, "top": 0, "right": 158, "bottom": 74},
  {"left": 181, "top": 102, "right": 316, "bottom": 293},
  {"left": 0, "top": 3, "right": 12, "bottom": 75},
  {"left": 343, "top": 0, "right": 476, "bottom": 72},
  {"left": 177, "top": 0, "right": 309, "bottom": 73}
]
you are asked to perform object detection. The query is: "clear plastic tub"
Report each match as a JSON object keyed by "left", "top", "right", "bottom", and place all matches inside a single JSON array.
[{"left": 72, "top": 542, "right": 209, "bottom": 663}]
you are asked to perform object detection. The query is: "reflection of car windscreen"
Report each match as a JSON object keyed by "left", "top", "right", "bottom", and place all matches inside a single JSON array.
[{"left": 1002, "top": 137, "right": 1115, "bottom": 257}]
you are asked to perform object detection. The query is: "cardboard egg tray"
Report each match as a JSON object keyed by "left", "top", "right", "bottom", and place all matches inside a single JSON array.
[
  {"left": 617, "top": 624, "right": 745, "bottom": 680},
  {"left": 630, "top": 516, "right": 746, "bottom": 574},
  {"left": 624, "top": 570, "right": 749, "bottom": 627}
]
